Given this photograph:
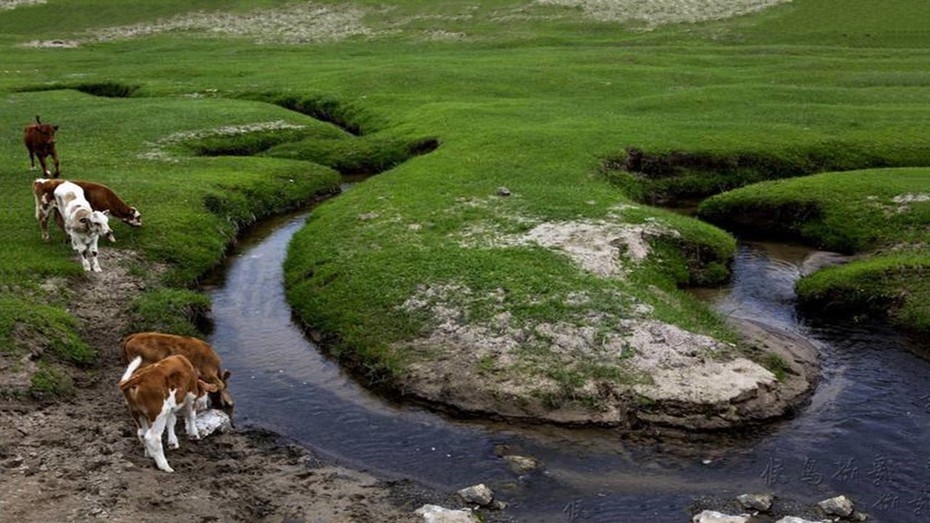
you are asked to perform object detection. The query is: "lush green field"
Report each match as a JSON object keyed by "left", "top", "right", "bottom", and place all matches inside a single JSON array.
[{"left": 2, "top": 0, "right": 929, "bottom": 401}]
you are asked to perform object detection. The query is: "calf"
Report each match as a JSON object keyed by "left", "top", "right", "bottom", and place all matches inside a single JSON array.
[
  {"left": 54, "top": 181, "right": 115, "bottom": 272},
  {"left": 33, "top": 178, "right": 142, "bottom": 241},
  {"left": 121, "top": 332, "right": 234, "bottom": 421},
  {"left": 119, "top": 355, "right": 217, "bottom": 472},
  {"left": 24, "top": 116, "right": 60, "bottom": 178}
]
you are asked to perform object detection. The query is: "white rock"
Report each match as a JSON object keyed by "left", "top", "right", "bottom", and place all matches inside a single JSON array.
[
  {"left": 737, "top": 493, "right": 773, "bottom": 511},
  {"left": 194, "top": 409, "right": 231, "bottom": 439},
  {"left": 818, "top": 495, "right": 855, "bottom": 517},
  {"left": 457, "top": 483, "right": 494, "bottom": 506},
  {"left": 415, "top": 504, "right": 477, "bottom": 523},
  {"left": 776, "top": 517, "right": 829, "bottom": 523},
  {"left": 692, "top": 510, "right": 749, "bottom": 523}
]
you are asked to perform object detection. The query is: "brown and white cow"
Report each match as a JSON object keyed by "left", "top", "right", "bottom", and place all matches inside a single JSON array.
[
  {"left": 24, "top": 116, "right": 60, "bottom": 178},
  {"left": 54, "top": 181, "right": 115, "bottom": 272},
  {"left": 119, "top": 354, "right": 218, "bottom": 472},
  {"left": 121, "top": 332, "right": 234, "bottom": 421},
  {"left": 33, "top": 178, "right": 142, "bottom": 241}
]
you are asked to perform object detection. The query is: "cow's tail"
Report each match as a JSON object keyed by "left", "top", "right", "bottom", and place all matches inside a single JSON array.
[
  {"left": 35, "top": 115, "right": 41, "bottom": 124},
  {"left": 119, "top": 356, "right": 143, "bottom": 389}
]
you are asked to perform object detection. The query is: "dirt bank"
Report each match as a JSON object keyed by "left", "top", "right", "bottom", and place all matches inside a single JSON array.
[{"left": 0, "top": 251, "right": 465, "bottom": 523}]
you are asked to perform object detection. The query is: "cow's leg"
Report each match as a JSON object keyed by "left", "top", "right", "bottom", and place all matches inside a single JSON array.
[
  {"left": 182, "top": 393, "right": 199, "bottom": 439},
  {"left": 144, "top": 393, "right": 178, "bottom": 472},
  {"left": 90, "top": 235, "right": 101, "bottom": 272},
  {"left": 38, "top": 154, "right": 50, "bottom": 177},
  {"left": 78, "top": 247, "right": 91, "bottom": 272},
  {"left": 69, "top": 235, "right": 91, "bottom": 271},
  {"left": 50, "top": 148, "right": 60, "bottom": 178},
  {"left": 34, "top": 194, "right": 50, "bottom": 241},
  {"left": 136, "top": 417, "right": 151, "bottom": 457},
  {"left": 28, "top": 150, "right": 36, "bottom": 171},
  {"left": 166, "top": 409, "right": 180, "bottom": 449}
]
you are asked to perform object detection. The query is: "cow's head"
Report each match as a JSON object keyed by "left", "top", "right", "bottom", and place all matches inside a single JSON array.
[
  {"left": 32, "top": 121, "right": 59, "bottom": 145},
  {"left": 206, "top": 370, "right": 235, "bottom": 423},
  {"left": 195, "top": 379, "right": 219, "bottom": 412},
  {"left": 86, "top": 210, "right": 116, "bottom": 242},
  {"left": 125, "top": 207, "right": 143, "bottom": 227}
]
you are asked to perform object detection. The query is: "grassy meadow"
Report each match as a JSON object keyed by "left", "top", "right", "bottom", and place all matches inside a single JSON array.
[{"left": 1, "top": 0, "right": 929, "bottom": 402}]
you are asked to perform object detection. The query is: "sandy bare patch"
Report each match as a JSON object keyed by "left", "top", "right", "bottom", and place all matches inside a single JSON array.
[
  {"left": 395, "top": 280, "right": 805, "bottom": 429},
  {"left": 93, "top": 2, "right": 371, "bottom": 44},
  {"left": 18, "top": 39, "right": 80, "bottom": 48},
  {"left": 535, "top": 0, "right": 791, "bottom": 28},
  {"left": 16, "top": 2, "right": 372, "bottom": 48},
  {"left": 0, "top": 0, "right": 45, "bottom": 11},
  {"left": 516, "top": 219, "right": 675, "bottom": 276},
  {"left": 462, "top": 216, "right": 676, "bottom": 278},
  {"left": 868, "top": 192, "right": 930, "bottom": 216},
  {"left": 139, "top": 120, "right": 306, "bottom": 162}
]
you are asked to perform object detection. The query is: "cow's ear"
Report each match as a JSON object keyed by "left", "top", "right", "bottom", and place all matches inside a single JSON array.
[
  {"left": 53, "top": 125, "right": 59, "bottom": 130},
  {"left": 102, "top": 210, "right": 110, "bottom": 216},
  {"left": 199, "top": 379, "right": 219, "bottom": 393},
  {"left": 222, "top": 370, "right": 231, "bottom": 381}
]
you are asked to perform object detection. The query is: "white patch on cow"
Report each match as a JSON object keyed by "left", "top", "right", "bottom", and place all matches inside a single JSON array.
[
  {"left": 185, "top": 391, "right": 202, "bottom": 439},
  {"left": 145, "top": 391, "right": 178, "bottom": 472},
  {"left": 120, "top": 356, "right": 143, "bottom": 383}
]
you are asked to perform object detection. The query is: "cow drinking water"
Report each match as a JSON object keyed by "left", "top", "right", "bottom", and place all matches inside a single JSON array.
[
  {"left": 121, "top": 332, "right": 235, "bottom": 422},
  {"left": 119, "top": 355, "right": 218, "bottom": 472},
  {"left": 24, "top": 116, "right": 61, "bottom": 178}
]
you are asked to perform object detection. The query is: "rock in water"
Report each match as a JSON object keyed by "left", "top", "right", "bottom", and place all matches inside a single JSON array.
[
  {"left": 692, "top": 511, "right": 750, "bottom": 523},
  {"left": 415, "top": 504, "right": 477, "bottom": 523},
  {"left": 195, "top": 409, "right": 231, "bottom": 438}
]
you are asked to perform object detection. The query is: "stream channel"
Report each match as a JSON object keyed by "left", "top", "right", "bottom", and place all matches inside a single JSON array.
[{"left": 203, "top": 185, "right": 930, "bottom": 523}]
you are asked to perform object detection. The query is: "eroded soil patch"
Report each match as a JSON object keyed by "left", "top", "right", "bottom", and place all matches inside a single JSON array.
[{"left": 0, "top": 249, "right": 449, "bottom": 522}]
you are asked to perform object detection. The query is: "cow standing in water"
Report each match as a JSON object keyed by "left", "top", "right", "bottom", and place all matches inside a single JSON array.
[{"left": 24, "top": 116, "right": 61, "bottom": 178}]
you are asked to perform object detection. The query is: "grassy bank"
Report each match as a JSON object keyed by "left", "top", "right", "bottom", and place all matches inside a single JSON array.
[
  {"left": 698, "top": 168, "right": 930, "bottom": 331},
  {"left": 1, "top": 1, "right": 928, "bottom": 408}
]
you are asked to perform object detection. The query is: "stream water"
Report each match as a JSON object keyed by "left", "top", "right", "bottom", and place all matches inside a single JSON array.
[{"left": 204, "top": 202, "right": 930, "bottom": 522}]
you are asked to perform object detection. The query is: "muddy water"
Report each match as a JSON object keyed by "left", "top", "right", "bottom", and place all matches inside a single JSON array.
[{"left": 205, "top": 207, "right": 930, "bottom": 522}]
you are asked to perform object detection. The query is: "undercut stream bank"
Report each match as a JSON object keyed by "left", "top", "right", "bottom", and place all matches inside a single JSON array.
[{"left": 203, "top": 196, "right": 930, "bottom": 522}]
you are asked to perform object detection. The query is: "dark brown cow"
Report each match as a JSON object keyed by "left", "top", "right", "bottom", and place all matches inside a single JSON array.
[
  {"left": 24, "top": 116, "right": 60, "bottom": 178},
  {"left": 33, "top": 178, "right": 142, "bottom": 241}
]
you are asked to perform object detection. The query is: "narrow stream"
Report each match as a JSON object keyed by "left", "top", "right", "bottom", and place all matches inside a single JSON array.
[{"left": 204, "top": 204, "right": 930, "bottom": 522}]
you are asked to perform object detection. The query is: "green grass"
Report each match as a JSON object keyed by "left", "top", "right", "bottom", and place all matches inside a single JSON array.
[
  {"left": 1, "top": 0, "right": 929, "bottom": 401},
  {"left": 698, "top": 168, "right": 930, "bottom": 331}
]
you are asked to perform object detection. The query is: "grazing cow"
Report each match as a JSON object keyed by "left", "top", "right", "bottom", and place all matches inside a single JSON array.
[
  {"left": 121, "top": 332, "right": 235, "bottom": 421},
  {"left": 24, "top": 116, "right": 60, "bottom": 178},
  {"left": 33, "top": 178, "right": 142, "bottom": 241},
  {"left": 54, "top": 181, "right": 115, "bottom": 272},
  {"left": 119, "top": 355, "right": 218, "bottom": 472}
]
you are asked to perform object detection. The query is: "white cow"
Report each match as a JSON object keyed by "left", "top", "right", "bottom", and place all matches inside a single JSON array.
[{"left": 53, "top": 181, "right": 115, "bottom": 272}]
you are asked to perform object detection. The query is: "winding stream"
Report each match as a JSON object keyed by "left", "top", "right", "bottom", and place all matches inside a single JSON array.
[{"left": 204, "top": 200, "right": 930, "bottom": 522}]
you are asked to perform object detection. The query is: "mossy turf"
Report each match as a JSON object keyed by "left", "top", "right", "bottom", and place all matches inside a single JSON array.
[
  {"left": 698, "top": 168, "right": 930, "bottom": 332},
  {"left": 1, "top": 0, "right": 929, "bottom": 397}
]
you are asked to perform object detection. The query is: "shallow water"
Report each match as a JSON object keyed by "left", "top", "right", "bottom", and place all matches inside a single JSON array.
[{"left": 205, "top": 209, "right": 930, "bottom": 523}]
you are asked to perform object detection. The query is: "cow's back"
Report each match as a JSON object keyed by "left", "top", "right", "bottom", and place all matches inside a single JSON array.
[{"left": 122, "top": 332, "right": 221, "bottom": 374}]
